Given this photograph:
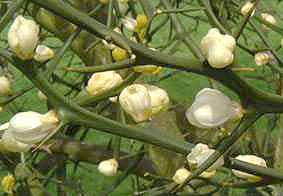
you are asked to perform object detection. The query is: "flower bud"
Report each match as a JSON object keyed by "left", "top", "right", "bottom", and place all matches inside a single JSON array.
[
  {"left": 122, "top": 17, "right": 137, "bottom": 32},
  {"left": 144, "top": 84, "right": 170, "bottom": 115},
  {"left": 187, "top": 143, "right": 224, "bottom": 175},
  {"left": 232, "top": 155, "right": 267, "bottom": 182},
  {"left": 241, "top": 1, "right": 255, "bottom": 16},
  {"left": 186, "top": 88, "right": 241, "bottom": 128},
  {"left": 133, "top": 65, "right": 162, "bottom": 75},
  {"left": 33, "top": 45, "right": 54, "bottom": 63},
  {"left": 172, "top": 168, "right": 191, "bottom": 184},
  {"left": 6, "top": 110, "right": 59, "bottom": 146},
  {"left": 261, "top": 13, "right": 276, "bottom": 26},
  {"left": 254, "top": 51, "right": 270, "bottom": 66},
  {"left": 98, "top": 158, "right": 119, "bottom": 176},
  {"left": 201, "top": 28, "right": 235, "bottom": 68},
  {"left": 0, "top": 76, "right": 12, "bottom": 96},
  {"left": 109, "top": 96, "right": 118, "bottom": 103},
  {"left": 136, "top": 14, "right": 148, "bottom": 31},
  {"left": 8, "top": 15, "right": 39, "bottom": 60},
  {"left": 118, "top": 0, "right": 129, "bottom": 15},
  {"left": 37, "top": 90, "right": 48, "bottom": 101},
  {"left": 119, "top": 84, "right": 151, "bottom": 122},
  {"left": 112, "top": 47, "right": 128, "bottom": 62},
  {"left": 1, "top": 174, "right": 15, "bottom": 194},
  {"left": 86, "top": 71, "right": 123, "bottom": 96},
  {"left": 2, "top": 130, "right": 31, "bottom": 152}
]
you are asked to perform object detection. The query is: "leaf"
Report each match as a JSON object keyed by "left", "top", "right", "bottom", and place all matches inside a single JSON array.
[{"left": 145, "top": 111, "right": 186, "bottom": 178}]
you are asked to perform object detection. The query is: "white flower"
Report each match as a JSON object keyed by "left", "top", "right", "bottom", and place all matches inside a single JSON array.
[
  {"left": 241, "top": 1, "right": 255, "bottom": 16},
  {"left": 0, "top": 76, "right": 12, "bottom": 96},
  {"left": 232, "top": 155, "right": 267, "bottom": 182},
  {"left": 201, "top": 28, "right": 236, "bottom": 68},
  {"left": 144, "top": 85, "right": 170, "bottom": 115},
  {"left": 254, "top": 51, "right": 270, "bottom": 66},
  {"left": 186, "top": 88, "right": 242, "bottom": 128},
  {"left": 86, "top": 71, "right": 123, "bottom": 96},
  {"left": 119, "top": 84, "right": 151, "bottom": 122},
  {"left": 1, "top": 111, "right": 59, "bottom": 152},
  {"left": 187, "top": 143, "right": 224, "bottom": 173},
  {"left": 33, "top": 45, "right": 54, "bottom": 63},
  {"left": 121, "top": 17, "right": 137, "bottom": 32},
  {"left": 8, "top": 15, "right": 39, "bottom": 60},
  {"left": 98, "top": 158, "right": 119, "bottom": 176},
  {"left": 172, "top": 168, "right": 191, "bottom": 184},
  {"left": 261, "top": 13, "right": 276, "bottom": 26}
]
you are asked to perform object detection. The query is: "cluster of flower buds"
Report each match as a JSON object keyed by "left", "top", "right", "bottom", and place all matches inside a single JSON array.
[
  {"left": 186, "top": 88, "right": 243, "bottom": 129},
  {"left": 186, "top": 143, "right": 224, "bottom": 178},
  {"left": 98, "top": 158, "right": 119, "bottom": 176},
  {"left": 86, "top": 71, "right": 123, "bottom": 96},
  {"left": 8, "top": 15, "right": 54, "bottom": 62},
  {"left": 0, "top": 110, "right": 59, "bottom": 153},
  {"left": 261, "top": 13, "right": 276, "bottom": 26},
  {"left": 1, "top": 174, "right": 15, "bottom": 195},
  {"left": 201, "top": 28, "right": 236, "bottom": 68},
  {"left": 232, "top": 155, "right": 267, "bottom": 182},
  {"left": 0, "top": 76, "right": 12, "bottom": 96},
  {"left": 119, "top": 84, "right": 170, "bottom": 122},
  {"left": 241, "top": 1, "right": 255, "bottom": 16},
  {"left": 254, "top": 51, "right": 272, "bottom": 66}
]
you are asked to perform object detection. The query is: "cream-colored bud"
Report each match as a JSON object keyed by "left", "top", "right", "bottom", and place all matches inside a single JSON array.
[
  {"left": 232, "top": 155, "right": 267, "bottom": 182},
  {"left": 98, "top": 158, "right": 119, "bottom": 176},
  {"left": 186, "top": 88, "right": 240, "bottom": 128},
  {"left": 121, "top": 17, "right": 137, "bottom": 32},
  {"left": 261, "top": 13, "right": 276, "bottom": 26},
  {"left": 109, "top": 96, "right": 118, "bottom": 103},
  {"left": 0, "top": 76, "right": 12, "bottom": 96},
  {"left": 2, "top": 130, "right": 31, "bottom": 152},
  {"left": 144, "top": 85, "right": 169, "bottom": 115},
  {"left": 241, "top": 1, "right": 255, "bottom": 16},
  {"left": 8, "top": 110, "right": 59, "bottom": 145},
  {"left": 200, "top": 28, "right": 222, "bottom": 56},
  {"left": 37, "top": 90, "right": 47, "bottom": 101},
  {"left": 207, "top": 44, "right": 234, "bottom": 68},
  {"left": 187, "top": 143, "right": 224, "bottom": 173},
  {"left": 119, "top": 84, "right": 151, "bottom": 122},
  {"left": 172, "top": 168, "right": 191, "bottom": 184},
  {"left": 86, "top": 71, "right": 123, "bottom": 96},
  {"left": 34, "top": 45, "right": 54, "bottom": 63},
  {"left": 254, "top": 51, "right": 270, "bottom": 66},
  {"left": 8, "top": 15, "right": 39, "bottom": 60}
]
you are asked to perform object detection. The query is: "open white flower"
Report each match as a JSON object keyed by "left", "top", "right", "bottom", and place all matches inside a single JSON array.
[
  {"left": 201, "top": 28, "right": 236, "bottom": 68},
  {"left": 144, "top": 85, "right": 170, "bottom": 115},
  {"left": 1, "top": 111, "right": 59, "bottom": 152},
  {"left": 86, "top": 71, "right": 123, "bottom": 96},
  {"left": 8, "top": 15, "right": 39, "bottom": 60},
  {"left": 186, "top": 88, "right": 242, "bottom": 128},
  {"left": 261, "top": 13, "right": 276, "bottom": 26},
  {"left": 119, "top": 84, "right": 151, "bottom": 122},
  {"left": 241, "top": 1, "right": 255, "bottom": 16},
  {"left": 254, "top": 51, "right": 271, "bottom": 66},
  {"left": 172, "top": 168, "right": 191, "bottom": 184},
  {"left": 98, "top": 158, "right": 119, "bottom": 176},
  {"left": 0, "top": 76, "right": 12, "bottom": 96},
  {"left": 232, "top": 155, "right": 267, "bottom": 182},
  {"left": 187, "top": 143, "right": 224, "bottom": 175},
  {"left": 34, "top": 45, "right": 54, "bottom": 63}
]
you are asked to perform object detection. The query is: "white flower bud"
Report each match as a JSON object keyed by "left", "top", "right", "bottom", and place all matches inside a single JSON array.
[
  {"left": 121, "top": 17, "right": 137, "bottom": 32},
  {"left": 33, "top": 45, "right": 54, "bottom": 63},
  {"left": 7, "top": 111, "right": 59, "bottom": 145},
  {"left": 232, "top": 155, "right": 267, "bottom": 182},
  {"left": 98, "top": 158, "right": 119, "bottom": 176},
  {"left": 119, "top": 84, "right": 151, "bottom": 122},
  {"left": 0, "top": 76, "right": 12, "bottom": 96},
  {"left": 86, "top": 71, "right": 123, "bottom": 96},
  {"left": 109, "top": 96, "right": 118, "bottom": 103},
  {"left": 172, "top": 168, "right": 191, "bottom": 184},
  {"left": 254, "top": 51, "right": 270, "bottom": 66},
  {"left": 8, "top": 15, "right": 39, "bottom": 60},
  {"left": 2, "top": 130, "right": 31, "bottom": 153},
  {"left": 187, "top": 143, "right": 224, "bottom": 173},
  {"left": 201, "top": 28, "right": 235, "bottom": 68},
  {"left": 144, "top": 85, "right": 170, "bottom": 115},
  {"left": 241, "top": 1, "right": 255, "bottom": 16},
  {"left": 186, "top": 88, "right": 241, "bottom": 128},
  {"left": 261, "top": 13, "right": 276, "bottom": 26},
  {"left": 37, "top": 90, "right": 47, "bottom": 101}
]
